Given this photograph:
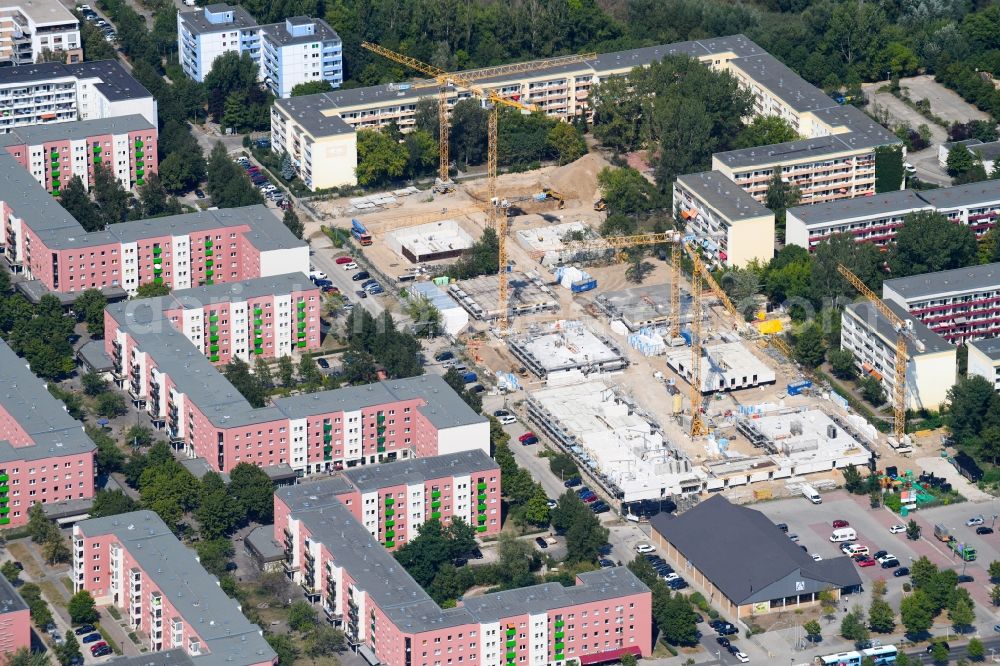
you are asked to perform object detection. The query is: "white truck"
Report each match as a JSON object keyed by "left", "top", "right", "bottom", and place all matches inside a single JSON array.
[{"left": 801, "top": 483, "right": 822, "bottom": 504}]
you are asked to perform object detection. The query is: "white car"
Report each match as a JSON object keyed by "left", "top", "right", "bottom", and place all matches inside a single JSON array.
[
  {"left": 734, "top": 651, "right": 749, "bottom": 663},
  {"left": 309, "top": 270, "right": 327, "bottom": 281},
  {"left": 343, "top": 262, "right": 358, "bottom": 270},
  {"left": 967, "top": 515, "right": 985, "bottom": 527},
  {"left": 876, "top": 553, "right": 896, "bottom": 564},
  {"left": 497, "top": 415, "right": 517, "bottom": 425},
  {"left": 889, "top": 524, "right": 906, "bottom": 534},
  {"left": 661, "top": 572, "right": 679, "bottom": 582},
  {"left": 634, "top": 543, "right": 655, "bottom": 554},
  {"left": 811, "top": 553, "right": 822, "bottom": 562}
]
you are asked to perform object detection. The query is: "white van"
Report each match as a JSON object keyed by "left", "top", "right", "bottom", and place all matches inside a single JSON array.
[
  {"left": 829, "top": 528, "right": 857, "bottom": 542},
  {"left": 801, "top": 483, "right": 822, "bottom": 504},
  {"left": 846, "top": 544, "right": 869, "bottom": 557}
]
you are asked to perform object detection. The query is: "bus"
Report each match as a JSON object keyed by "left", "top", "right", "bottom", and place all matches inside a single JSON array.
[{"left": 819, "top": 645, "right": 897, "bottom": 666}]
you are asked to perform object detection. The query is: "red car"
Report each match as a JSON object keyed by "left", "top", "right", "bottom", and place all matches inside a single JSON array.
[
  {"left": 832, "top": 519, "right": 849, "bottom": 529},
  {"left": 89, "top": 642, "right": 108, "bottom": 654},
  {"left": 583, "top": 494, "right": 598, "bottom": 503},
  {"left": 855, "top": 556, "right": 876, "bottom": 567},
  {"left": 335, "top": 256, "right": 354, "bottom": 265},
  {"left": 519, "top": 432, "right": 536, "bottom": 443}
]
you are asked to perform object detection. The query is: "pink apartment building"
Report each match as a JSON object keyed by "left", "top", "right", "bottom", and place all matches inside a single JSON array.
[
  {"left": 100, "top": 296, "right": 488, "bottom": 475},
  {"left": 0, "top": 573, "right": 30, "bottom": 655},
  {"left": 0, "top": 155, "right": 308, "bottom": 296},
  {"left": 308, "top": 449, "right": 501, "bottom": 548},
  {"left": 73, "top": 511, "right": 276, "bottom": 665},
  {"left": 0, "top": 115, "right": 157, "bottom": 193},
  {"left": 276, "top": 483, "right": 652, "bottom": 666},
  {"left": 0, "top": 338, "right": 96, "bottom": 529}
]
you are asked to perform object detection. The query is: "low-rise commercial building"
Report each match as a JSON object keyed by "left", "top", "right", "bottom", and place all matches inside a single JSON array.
[
  {"left": 0, "top": 115, "right": 156, "bottom": 192},
  {"left": 104, "top": 273, "right": 321, "bottom": 365},
  {"left": 0, "top": 575, "right": 29, "bottom": 655},
  {"left": 967, "top": 338, "right": 1000, "bottom": 391},
  {"left": 73, "top": 511, "right": 277, "bottom": 664},
  {"left": 272, "top": 35, "right": 897, "bottom": 193},
  {"left": 178, "top": 5, "right": 342, "bottom": 98},
  {"left": 103, "top": 297, "right": 488, "bottom": 474},
  {"left": 0, "top": 0, "right": 81, "bottom": 66},
  {"left": 0, "top": 60, "right": 156, "bottom": 131},
  {"left": 276, "top": 483, "right": 652, "bottom": 666},
  {"left": 786, "top": 179, "right": 1000, "bottom": 251},
  {"left": 840, "top": 300, "right": 956, "bottom": 411},
  {"left": 0, "top": 337, "right": 96, "bottom": 528},
  {"left": 322, "top": 450, "right": 501, "bottom": 548},
  {"left": 650, "top": 495, "right": 861, "bottom": 620},
  {"left": 673, "top": 170, "right": 775, "bottom": 267},
  {"left": 882, "top": 262, "right": 1000, "bottom": 344}
]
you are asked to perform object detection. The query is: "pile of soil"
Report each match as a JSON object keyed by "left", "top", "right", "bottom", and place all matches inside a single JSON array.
[{"left": 545, "top": 152, "right": 611, "bottom": 203}]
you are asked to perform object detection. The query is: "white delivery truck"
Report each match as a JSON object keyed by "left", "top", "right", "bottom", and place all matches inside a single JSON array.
[
  {"left": 830, "top": 528, "right": 857, "bottom": 542},
  {"left": 801, "top": 483, "right": 822, "bottom": 504}
]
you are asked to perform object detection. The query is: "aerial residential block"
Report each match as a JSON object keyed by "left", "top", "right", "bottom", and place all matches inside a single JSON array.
[
  {"left": 275, "top": 484, "right": 652, "bottom": 666},
  {"left": 0, "top": 575, "right": 29, "bottom": 655},
  {"left": 673, "top": 170, "right": 775, "bottom": 267},
  {"left": 0, "top": 0, "right": 81, "bottom": 65},
  {"left": 272, "top": 34, "right": 897, "bottom": 200},
  {"left": 73, "top": 511, "right": 277, "bottom": 663},
  {"left": 968, "top": 338, "right": 1000, "bottom": 391},
  {"left": 302, "top": 450, "right": 501, "bottom": 549},
  {"left": 882, "top": 262, "right": 1000, "bottom": 344},
  {"left": 786, "top": 179, "right": 1000, "bottom": 251},
  {"left": 840, "top": 299, "right": 956, "bottom": 411},
  {"left": 0, "top": 115, "right": 156, "bottom": 192},
  {"left": 0, "top": 60, "right": 156, "bottom": 131},
  {"left": 102, "top": 295, "right": 489, "bottom": 474},
  {"left": 260, "top": 17, "right": 342, "bottom": 98},
  {"left": 0, "top": 337, "right": 97, "bottom": 528},
  {"left": 104, "top": 272, "right": 322, "bottom": 366},
  {"left": 178, "top": 5, "right": 342, "bottom": 98}
]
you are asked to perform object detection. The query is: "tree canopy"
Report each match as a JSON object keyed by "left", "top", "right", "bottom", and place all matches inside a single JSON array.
[{"left": 890, "top": 211, "right": 977, "bottom": 277}]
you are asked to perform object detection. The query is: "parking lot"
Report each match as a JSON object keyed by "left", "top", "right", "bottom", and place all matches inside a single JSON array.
[{"left": 900, "top": 75, "right": 990, "bottom": 124}]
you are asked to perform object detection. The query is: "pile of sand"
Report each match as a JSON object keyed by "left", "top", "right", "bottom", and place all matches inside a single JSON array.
[{"left": 545, "top": 152, "right": 611, "bottom": 203}]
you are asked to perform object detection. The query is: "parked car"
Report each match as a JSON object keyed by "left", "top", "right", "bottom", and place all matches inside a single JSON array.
[
  {"left": 893, "top": 567, "right": 910, "bottom": 577},
  {"left": 546, "top": 499, "right": 558, "bottom": 509},
  {"left": 667, "top": 578, "right": 688, "bottom": 590},
  {"left": 733, "top": 651, "right": 749, "bottom": 663},
  {"left": 352, "top": 271, "right": 370, "bottom": 281},
  {"left": 343, "top": 262, "right": 359, "bottom": 270},
  {"left": 335, "top": 256, "right": 354, "bottom": 264},
  {"left": 309, "top": 270, "right": 327, "bottom": 280},
  {"left": 716, "top": 637, "right": 731, "bottom": 649},
  {"left": 592, "top": 502, "right": 610, "bottom": 514},
  {"left": 635, "top": 542, "right": 655, "bottom": 554},
  {"left": 787, "top": 534, "right": 799, "bottom": 542},
  {"left": 469, "top": 384, "right": 485, "bottom": 394},
  {"left": 564, "top": 477, "right": 581, "bottom": 488},
  {"left": 776, "top": 523, "right": 788, "bottom": 533},
  {"left": 313, "top": 279, "right": 332, "bottom": 287},
  {"left": 832, "top": 519, "right": 849, "bottom": 529},
  {"left": 880, "top": 558, "right": 900, "bottom": 569},
  {"left": 93, "top": 646, "right": 112, "bottom": 658},
  {"left": 194, "top": 188, "right": 206, "bottom": 199},
  {"left": 811, "top": 553, "right": 823, "bottom": 561},
  {"left": 322, "top": 285, "right": 338, "bottom": 294},
  {"left": 354, "top": 289, "right": 367, "bottom": 299},
  {"left": 497, "top": 415, "right": 517, "bottom": 425},
  {"left": 519, "top": 432, "right": 537, "bottom": 443},
  {"left": 967, "top": 515, "right": 985, "bottom": 527},
  {"left": 82, "top": 634, "right": 103, "bottom": 644},
  {"left": 435, "top": 351, "right": 455, "bottom": 362},
  {"left": 599, "top": 559, "right": 615, "bottom": 569},
  {"left": 978, "top": 526, "right": 995, "bottom": 535},
  {"left": 534, "top": 536, "right": 548, "bottom": 549},
  {"left": 519, "top": 434, "right": 538, "bottom": 445},
  {"left": 89, "top": 642, "right": 108, "bottom": 653},
  {"left": 958, "top": 574, "right": 975, "bottom": 583},
  {"left": 889, "top": 524, "right": 906, "bottom": 534},
  {"left": 74, "top": 625, "right": 96, "bottom": 636},
  {"left": 872, "top": 550, "right": 888, "bottom": 561},
  {"left": 714, "top": 622, "right": 738, "bottom": 636},
  {"left": 316, "top": 358, "right": 330, "bottom": 369},
  {"left": 855, "top": 556, "right": 876, "bottom": 567}
]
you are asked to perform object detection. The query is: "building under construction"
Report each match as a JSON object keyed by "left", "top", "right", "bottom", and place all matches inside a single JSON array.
[
  {"left": 387, "top": 219, "right": 475, "bottom": 263},
  {"left": 447, "top": 272, "right": 558, "bottom": 321},
  {"left": 507, "top": 320, "right": 628, "bottom": 380},
  {"left": 515, "top": 221, "right": 599, "bottom": 266},
  {"left": 664, "top": 340, "right": 775, "bottom": 394},
  {"left": 595, "top": 283, "right": 691, "bottom": 332}
]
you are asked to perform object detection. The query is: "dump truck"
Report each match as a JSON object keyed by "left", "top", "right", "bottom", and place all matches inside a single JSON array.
[
  {"left": 949, "top": 540, "right": 977, "bottom": 561},
  {"left": 351, "top": 219, "right": 372, "bottom": 246}
]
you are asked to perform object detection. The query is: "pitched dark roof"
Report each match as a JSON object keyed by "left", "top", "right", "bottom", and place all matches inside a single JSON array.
[{"left": 650, "top": 495, "right": 860, "bottom": 604}]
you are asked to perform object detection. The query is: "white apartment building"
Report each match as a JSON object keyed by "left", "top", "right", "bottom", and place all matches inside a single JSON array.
[
  {"left": 177, "top": 6, "right": 342, "bottom": 98},
  {"left": 260, "top": 17, "right": 342, "bottom": 98},
  {"left": 673, "top": 170, "right": 775, "bottom": 267},
  {"left": 968, "top": 338, "right": 1000, "bottom": 392},
  {"left": 0, "top": 60, "right": 156, "bottom": 132},
  {"left": 840, "top": 299, "right": 956, "bottom": 412},
  {"left": 177, "top": 3, "right": 260, "bottom": 83},
  {"left": 0, "top": 0, "right": 80, "bottom": 66}
]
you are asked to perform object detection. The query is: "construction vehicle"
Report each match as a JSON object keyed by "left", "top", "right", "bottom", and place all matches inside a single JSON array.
[
  {"left": 950, "top": 541, "right": 977, "bottom": 561},
  {"left": 351, "top": 219, "right": 373, "bottom": 246},
  {"left": 542, "top": 188, "right": 565, "bottom": 209},
  {"left": 837, "top": 264, "right": 923, "bottom": 445},
  {"left": 593, "top": 198, "right": 607, "bottom": 212},
  {"left": 934, "top": 524, "right": 951, "bottom": 542}
]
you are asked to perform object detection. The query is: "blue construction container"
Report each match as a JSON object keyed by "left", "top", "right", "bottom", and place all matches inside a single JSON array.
[{"left": 787, "top": 380, "right": 813, "bottom": 396}]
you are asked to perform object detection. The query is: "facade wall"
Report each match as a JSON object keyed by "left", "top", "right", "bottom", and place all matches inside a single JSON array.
[
  {"left": 883, "top": 272, "right": 1000, "bottom": 344},
  {"left": 0, "top": 452, "right": 95, "bottom": 528},
  {"left": 671, "top": 179, "right": 775, "bottom": 267},
  {"left": 0, "top": 605, "right": 29, "bottom": 656},
  {"left": 967, "top": 343, "right": 1000, "bottom": 391},
  {"left": 784, "top": 205, "right": 931, "bottom": 251}
]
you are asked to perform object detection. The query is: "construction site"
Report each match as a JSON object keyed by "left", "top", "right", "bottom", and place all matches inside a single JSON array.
[{"left": 298, "top": 41, "right": 929, "bottom": 508}]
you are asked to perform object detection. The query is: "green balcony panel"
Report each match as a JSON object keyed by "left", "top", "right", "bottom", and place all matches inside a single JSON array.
[
  {"left": 205, "top": 259, "right": 214, "bottom": 268},
  {"left": 209, "top": 325, "right": 219, "bottom": 333},
  {"left": 384, "top": 541, "right": 394, "bottom": 548},
  {"left": 136, "top": 179, "right": 143, "bottom": 186},
  {"left": 135, "top": 140, "right": 144, "bottom": 148},
  {"left": 206, "top": 279, "right": 213, "bottom": 285},
  {"left": 554, "top": 643, "right": 564, "bottom": 652},
  {"left": 93, "top": 156, "right": 102, "bottom": 164},
  {"left": 206, "top": 269, "right": 214, "bottom": 278},
  {"left": 384, "top": 497, "right": 394, "bottom": 505},
  {"left": 0, "top": 485, "right": 9, "bottom": 494},
  {"left": 554, "top": 631, "right": 564, "bottom": 640},
  {"left": 210, "top": 345, "right": 219, "bottom": 353},
  {"left": 255, "top": 337, "right": 263, "bottom": 345},
  {"left": 210, "top": 335, "right": 219, "bottom": 343},
  {"left": 506, "top": 640, "right": 516, "bottom": 648},
  {"left": 477, "top": 482, "right": 488, "bottom": 490},
  {"left": 298, "top": 341, "right": 306, "bottom": 347},
  {"left": 384, "top": 508, "right": 394, "bottom": 517},
  {"left": 297, "top": 301, "right": 306, "bottom": 308},
  {"left": 50, "top": 151, "right": 58, "bottom": 158},
  {"left": 554, "top": 654, "right": 564, "bottom": 662},
  {"left": 0, "top": 518, "right": 9, "bottom": 525},
  {"left": 153, "top": 277, "right": 163, "bottom": 284},
  {"left": 377, "top": 447, "right": 385, "bottom": 453},
  {"left": 254, "top": 308, "right": 262, "bottom": 315},
  {"left": 92, "top": 146, "right": 101, "bottom": 153},
  {"left": 205, "top": 239, "right": 213, "bottom": 247},
  {"left": 478, "top": 503, "right": 487, "bottom": 512},
  {"left": 506, "top": 628, "right": 516, "bottom": 637},
  {"left": 0, "top": 475, "right": 8, "bottom": 483},
  {"left": 554, "top": 620, "right": 564, "bottom": 628},
  {"left": 431, "top": 512, "right": 441, "bottom": 520},
  {"left": 323, "top": 435, "right": 332, "bottom": 443},
  {"left": 431, "top": 490, "right": 441, "bottom": 499},
  {"left": 210, "top": 355, "right": 220, "bottom": 362},
  {"left": 0, "top": 507, "right": 9, "bottom": 515},
  {"left": 153, "top": 246, "right": 162, "bottom": 255},
  {"left": 51, "top": 190, "right": 59, "bottom": 196},
  {"left": 431, "top": 501, "right": 441, "bottom": 509},
  {"left": 384, "top": 519, "right": 394, "bottom": 528},
  {"left": 254, "top": 347, "right": 263, "bottom": 354},
  {"left": 324, "top": 423, "right": 332, "bottom": 431},
  {"left": 477, "top": 515, "right": 487, "bottom": 523},
  {"left": 297, "top": 331, "right": 306, "bottom": 338},
  {"left": 477, "top": 493, "right": 487, "bottom": 501},
  {"left": 254, "top": 318, "right": 263, "bottom": 326},
  {"left": 506, "top": 652, "right": 516, "bottom": 660},
  {"left": 208, "top": 315, "right": 217, "bottom": 322},
  {"left": 384, "top": 530, "right": 395, "bottom": 539},
  {"left": 135, "top": 150, "right": 144, "bottom": 159},
  {"left": 204, "top": 248, "right": 212, "bottom": 256},
  {"left": 477, "top": 525, "right": 487, "bottom": 532}
]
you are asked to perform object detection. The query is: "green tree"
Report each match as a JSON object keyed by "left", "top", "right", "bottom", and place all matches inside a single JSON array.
[
  {"left": 91, "top": 489, "right": 139, "bottom": 517},
  {"left": 290, "top": 81, "right": 333, "bottom": 97},
  {"left": 403, "top": 129, "right": 438, "bottom": 179},
  {"left": 523, "top": 490, "right": 551, "bottom": 527},
  {"left": 55, "top": 631, "right": 81, "bottom": 666},
  {"left": 449, "top": 99, "right": 488, "bottom": 168},
  {"left": 304, "top": 626, "right": 346, "bottom": 657},
  {"left": 206, "top": 142, "right": 264, "bottom": 209},
  {"left": 990, "top": 560, "right": 1000, "bottom": 583},
  {"left": 87, "top": 426, "right": 126, "bottom": 475},
  {"left": 765, "top": 166, "right": 801, "bottom": 242},
  {"left": 810, "top": 233, "right": 883, "bottom": 304},
  {"left": 868, "top": 596, "right": 895, "bottom": 633},
  {"left": 355, "top": 129, "right": 408, "bottom": 186},
  {"left": 548, "top": 454, "right": 578, "bottom": 481},
  {"left": 59, "top": 175, "right": 102, "bottom": 232},
  {"left": 224, "top": 357, "right": 267, "bottom": 408},
  {"left": 595, "top": 167, "right": 663, "bottom": 218},
  {"left": 81, "top": 371, "right": 109, "bottom": 396},
  {"left": 277, "top": 355, "right": 295, "bottom": 386},
  {"left": 900, "top": 590, "right": 934, "bottom": 637},
  {"left": 828, "top": 348, "right": 856, "bottom": 379},
  {"left": 949, "top": 594, "right": 975, "bottom": 631},
  {"left": 203, "top": 51, "right": 259, "bottom": 121},
  {"left": 931, "top": 642, "right": 949, "bottom": 665},
  {"left": 67, "top": 590, "right": 99, "bottom": 625},
  {"left": 803, "top": 619, "right": 822, "bottom": 641},
  {"left": 906, "top": 519, "right": 921, "bottom": 541},
  {"left": 28, "top": 503, "right": 56, "bottom": 543},
  {"left": 125, "top": 425, "right": 155, "bottom": 449},
  {"left": 96, "top": 391, "right": 128, "bottom": 418},
  {"left": 134, "top": 173, "right": 182, "bottom": 219},
  {"left": 195, "top": 537, "right": 235, "bottom": 578},
  {"left": 910, "top": 556, "right": 938, "bottom": 589},
  {"left": 92, "top": 162, "right": 133, "bottom": 227},
  {"left": 297, "top": 354, "right": 324, "bottom": 391},
  {"left": 946, "top": 375, "right": 998, "bottom": 445},
  {"left": 947, "top": 143, "right": 976, "bottom": 178},
  {"left": 891, "top": 211, "right": 978, "bottom": 277},
  {"left": 794, "top": 322, "right": 826, "bottom": 367},
  {"left": 1, "top": 561, "right": 20, "bottom": 584},
  {"left": 546, "top": 122, "right": 586, "bottom": 165},
  {"left": 42, "top": 534, "right": 70, "bottom": 565},
  {"left": 968, "top": 637, "right": 986, "bottom": 661},
  {"left": 405, "top": 295, "right": 442, "bottom": 338},
  {"left": 840, "top": 608, "right": 869, "bottom": 642},
  {"left": 860, "top": 376, "right": 886, "bottom": 406},
  {"left": 135, "top": 282, "right": 171, "bottom": 298},
  {"left": 660, "top": 592, "right": 699, "bottom": 646},
  {"left": 73, "top": 289, "right": 107, "bottom": 338},
  {"left": 198, "top": 472, "right": 241, "bottom": 539},
  {"left": 734, "top": 115, "right": 800, "bottom": 149},
  {"left": 265, "top": 633, "right": 298, "bottom": 666},
  {"left": 992, "top": 584, "right": 1000, "bottom": 606},
  {"left": 282, "top": 208, "right": 304, "bottom": 240},
  {"left": 229, "top": 462, "right": 274, "bottom": 524},
  {"left": 5, "top": 648, "right": 51, "bottom": 666}
]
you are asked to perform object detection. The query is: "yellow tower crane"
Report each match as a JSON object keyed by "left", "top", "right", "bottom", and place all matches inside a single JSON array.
[{"left": 837, "top": 264, "right": 920, "bottom": 445}]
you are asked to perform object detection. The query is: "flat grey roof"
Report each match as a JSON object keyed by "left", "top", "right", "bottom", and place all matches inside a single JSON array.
[
  {"left": 168, "top": 272, "right": 314, "bottom": 308},
  {"left": 244, "top": 525, "right": 283, "bottom": 562},
  {"left": 650, "top": 495, "right": 860, "bottom": 604},
  {"left": 675, "top": 170, "right": 771, "bottom": 221},
  {"left": 714, "top": 133, "right": 879, "bottom": 169},
  {"left": 968, "top": 141, "right": 1000, "bottom": 161},
  {"left": 77, "top": 511, "right": 276, "bottom": 666},
  {"left": 0, "top": 337, "right": 95, "bottom": 463},
  {"left": 110, "top": 650, "right": 194, "bottom": 666},
  {"left": 731, "top": 53, "right": 833, "bottom": 113},
  {"left": 883, "top": 262, "right": 1000, "bottom": 300},
  {"left": 914, "top": 179, "right": 1000, "bottom": 210},
  {"left": 66, "top": 61, "right": 153, "bottom": 103},
  {"left": 0, "top": 570, "right": 27, "bottom": 613},
  {"left": 77, "top": 340, "right": 113, "bottom": 372},
  {"left": 0, "top": 115, "right": 154, "bottom": 148},
  {"left": 787, "top": 189, "right": 929, "bottom": 226},
  {"left": 0, "top": 152, "right": 84, "bottom": 237},
  {"left": 845, "top": 299, "right": 952, "bottom": 356},
  {"left": 280, "top": 489, "right": 648, "bottom": 634},
  {"left": 970, "top": 337, "right": 1000, "bottom": 361},
  {"left": 341, "top": 450, "right": 498, "bottom": 492},
  {"left": 178, "top": 5, "right": 258, "bottom": 35},
  {"left": 261, "top": 17, "right": 340, "bottom": 47}
]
